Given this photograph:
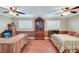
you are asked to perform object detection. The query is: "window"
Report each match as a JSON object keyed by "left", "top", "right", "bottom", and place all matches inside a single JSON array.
[
  {"left": 47, "top": 20, "right": 60, "bottom": 30},
  {"left": 19, "top": 20, "right": 33, "bottom": 29}
]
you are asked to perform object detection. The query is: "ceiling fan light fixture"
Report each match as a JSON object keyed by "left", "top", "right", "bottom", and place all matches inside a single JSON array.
[
  {"left": 64, "top": 8, "right": 69, "bottom": 12},
  {"left": 62, "top": 11, "right": 70, "bottom": 16},
  {"left": 9, "top": 11, "right": 16, "bottom": 16},
  {"left": 13, "top": 13, "right": 17, "bottom": 16},
  {"left": 9, "top": 11, "right": 13, "bottom": 14}
]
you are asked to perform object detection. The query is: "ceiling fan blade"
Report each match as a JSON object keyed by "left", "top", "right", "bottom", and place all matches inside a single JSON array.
[
  {"left": 16, "top": 11, "right": 25, "bottom": 15},
  {"left": 0, "top": 7, "right": 9, "bottom": 10},
  {"left": 71, "top": 6, "right": 79, "bottom": 10},
  {"left": 70, "top": 11, "right": 77, "bottom": 13},
  {"left": 54, "top": 12, "right": 63, "bottom": 15},
  {"left": 3, "top": 11, "right": 9, "bottom": 13},
  {"left": 54, "top": 9, "right": 64, "bottom": 15}
]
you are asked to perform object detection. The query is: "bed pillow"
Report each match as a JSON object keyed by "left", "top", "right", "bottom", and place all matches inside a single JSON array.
[
  {"left": 59, "top": 31, "right": 68, "bottom": 34},
  {"left": 64, "top": 31, "right": 68, "bottom": 34},
  {"left": 67, "top": 31, "right": 75, "bottom": 36},
  {"left": 74, "top": 34, "right": 79, "bottom": 38}
]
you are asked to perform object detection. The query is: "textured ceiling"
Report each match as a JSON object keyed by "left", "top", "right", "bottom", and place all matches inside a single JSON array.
[{"left": 0, "top": 6, "right": 79, "bottom": 18}]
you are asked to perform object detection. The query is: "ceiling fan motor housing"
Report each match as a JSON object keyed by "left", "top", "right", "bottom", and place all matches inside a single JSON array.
[
  {"left": 64, "top": 7, "right": 70, "bottom": 12},
  {"left": 10, "top": 6, "right": 16, "bottom": 12}
]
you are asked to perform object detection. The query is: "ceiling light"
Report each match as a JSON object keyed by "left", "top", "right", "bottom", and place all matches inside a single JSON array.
[
  {"left": 13, "top": 13, "right": 16, "bottom": 16},
  {"left": 62, "top": 11, "right": 70, "bottom": 16},
  {"left": 9, "top": 11, "right": 16, "bottom": 16},
  {"left": 9, "top": 11, "right": 13, "bottom": 14}
]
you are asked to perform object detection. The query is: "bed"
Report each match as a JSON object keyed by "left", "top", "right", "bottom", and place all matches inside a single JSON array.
[{"left": 50, "top": 34, "right": 79, "bottom": 53}]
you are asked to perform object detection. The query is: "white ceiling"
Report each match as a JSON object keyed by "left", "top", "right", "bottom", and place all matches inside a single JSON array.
[{"left": 0, "top": 6, "right": 79, "bottom": 18}]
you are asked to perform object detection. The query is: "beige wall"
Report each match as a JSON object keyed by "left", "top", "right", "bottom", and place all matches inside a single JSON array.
[
  {"left": 60, "top": 18, "right": 69, "bottom": 31},
  {"left": 0, "top": 16, "right": 12, "bottom": 33},
  {"left": 68, "top": 14, "right": 79, "bottom": 34}
]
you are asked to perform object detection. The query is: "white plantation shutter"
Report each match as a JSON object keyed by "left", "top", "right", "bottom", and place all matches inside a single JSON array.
[
  {"left": 19, "top": 20, "right": 33, "bottom": 29},
  {"left": 47, "top": 20, "right": 60, "bottom": 29}
]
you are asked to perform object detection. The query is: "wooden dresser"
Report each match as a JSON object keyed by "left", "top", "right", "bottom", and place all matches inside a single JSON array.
[{"left": 0, "top": 33, "right": 29, "bottom": 53}]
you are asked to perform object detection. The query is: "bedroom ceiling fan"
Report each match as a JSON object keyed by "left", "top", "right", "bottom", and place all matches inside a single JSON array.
[
  {"left": 56, "top": 6, "right": 79, "bottom": 16},
  {"left": 3, "top": 6, "right": 25, "bottom": 16}
]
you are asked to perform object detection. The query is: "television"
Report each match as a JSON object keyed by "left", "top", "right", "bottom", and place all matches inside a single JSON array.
[{"left": 2, "top": 30, "right": 12, "bottom": 38}]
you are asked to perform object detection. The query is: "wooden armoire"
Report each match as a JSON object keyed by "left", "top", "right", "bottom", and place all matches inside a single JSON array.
[{"left": 35, "top": 17, "right": 45, "bottom": 40}]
